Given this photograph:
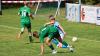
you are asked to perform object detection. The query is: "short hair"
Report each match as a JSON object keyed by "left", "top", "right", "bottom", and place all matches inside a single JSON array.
[
  {"left": 33, "top": 31, "right": 39, "bottom": 38},
  {"left": 49, "top": 15, "right": 55, "bottom": 20}
]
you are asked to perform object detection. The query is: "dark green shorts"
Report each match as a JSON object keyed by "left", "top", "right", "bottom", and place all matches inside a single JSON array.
[
  {"left": 21, "top": 22, "right": 31, "bottom": 32},
  {"left": 48, "top": 32, "right": 60, "bottom": 41}
]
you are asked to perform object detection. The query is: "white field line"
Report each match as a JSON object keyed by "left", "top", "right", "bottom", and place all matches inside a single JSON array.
[
  {"left": 0, "top": 25, "right": 19, "bottom": 30},
  {"left": 67, "top": 36, "right": 100, "bottom": 43},
  {"left": 79, "top": 38, "right": 100, "bottom": 43},
  {"left": 0, "top": 24, "right": 100, "bottom": 43}
]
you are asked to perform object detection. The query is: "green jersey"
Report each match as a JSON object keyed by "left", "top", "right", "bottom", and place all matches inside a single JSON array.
[
  {"left": 39, "top": 25, "right": 59, "bottom": 43},
  {"left": 18, "top": 6, "right": 31, "bottom": 23}
]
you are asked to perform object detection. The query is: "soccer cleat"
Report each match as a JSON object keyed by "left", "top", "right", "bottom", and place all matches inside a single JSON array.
[
  {"left": 68, "top": 46, "right": 74, "bottom": 52},
  {"left": 52, "top": 50, "right": 57, "bottom": 54}
]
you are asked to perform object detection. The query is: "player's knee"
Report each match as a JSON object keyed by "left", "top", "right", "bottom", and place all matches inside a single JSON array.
[
  {"left": 45, "top": 39, "right": 51, "bottom": 45},
  {"left": 21, "top": 28, "right": 24, "bottom": 32},
  {"left": 46, "top": 42, "right": 51, "bottom": 46}
]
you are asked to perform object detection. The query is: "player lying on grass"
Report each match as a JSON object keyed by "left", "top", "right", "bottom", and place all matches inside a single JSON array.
[
  {"left": 17, "top": 1, "right": 34, "bottom": 43},
  {"left": 33, "top": 24, "right": 73, "bottom": 55},
  {"left": 45, "top": 15, "right": 73, "bottom": 49}
]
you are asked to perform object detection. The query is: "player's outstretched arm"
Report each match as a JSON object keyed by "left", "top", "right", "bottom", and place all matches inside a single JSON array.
[
  {"left": 40, "top": 43, "right": 44, "bottom": 55},
  {"left": 44, "top": 22, "right": 51, "bottom": 26}
]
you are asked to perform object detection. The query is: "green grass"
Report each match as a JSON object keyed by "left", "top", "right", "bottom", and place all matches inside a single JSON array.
[{"left": 0, "top": 8, "right": 100, "bottom": 56}]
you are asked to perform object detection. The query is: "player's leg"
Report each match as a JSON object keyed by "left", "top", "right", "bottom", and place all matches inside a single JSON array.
[
  {"left": 60, "top": 33, "right": 74, "bottom": 52},
  {"left": 52, "top": 32, "right": 64, "bottom": 47},
  {"left": 17, "top": 28, "right": 25, "bottom": 39},
  {"left": 52, "top": 38, "right": 59, "bottom": 46},
  {"left": 52, "top": 32, "right": 70, "bottom": 48},
  {"left": 52, "top": 38, "right": 69, "bottom": 48},
  {"left": 27, "top": 23, "right": 33, "bottom": 43},
  {"left": 56, "top": 37, "right": 74, "bottom": 52},
  {"left": 55, "top": 32, "right": 68, "bottom": 48},
  {"left": 58, "top": 41, "right": 71, "bottom": 49},
  {"left": 17, "top": 23, "right": 25, "bottom": 39},
  {"left": 52, "top": 39, "right": 69, "bottom": 48},
  {"left": 45, "top": 37, "right": 57, "bottom": 54}
]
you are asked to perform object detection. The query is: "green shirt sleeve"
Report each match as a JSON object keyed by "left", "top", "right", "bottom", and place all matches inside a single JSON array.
[{"left": 27, "top": 8, "right": 31, "bottom": 15}]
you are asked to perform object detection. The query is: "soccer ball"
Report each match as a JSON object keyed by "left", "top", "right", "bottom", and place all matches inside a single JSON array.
[{"left": 72, "top": 37, "right": 78, "bottom": 42}]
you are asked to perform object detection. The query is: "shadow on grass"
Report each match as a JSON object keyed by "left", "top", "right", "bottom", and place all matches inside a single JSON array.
[
  {"left": 33, "top": 41, "right": 40, "bottom": 43},
  {"left": 25, "top": 41, "right": 40, "bottom": 44},
  {"left": 57, "top": 51, "right": 70, "bottom": 53},
  {"left": 45, "top": 51, "right": 70, "bottom": 54}
]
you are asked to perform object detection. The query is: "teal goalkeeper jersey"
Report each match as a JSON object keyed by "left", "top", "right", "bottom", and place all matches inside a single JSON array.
[{"left": 18, "top": 6, "right": 31, "bottom": 23}]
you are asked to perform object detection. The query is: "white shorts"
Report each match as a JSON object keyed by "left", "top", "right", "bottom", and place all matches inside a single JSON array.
[{"left": 59, "top": 32, "right": 64, "bottom": 40}]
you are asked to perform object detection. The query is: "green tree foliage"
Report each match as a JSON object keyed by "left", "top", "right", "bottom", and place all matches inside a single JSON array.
[{"left": 81, "top": 0, "right": 100, "bottom": 5}]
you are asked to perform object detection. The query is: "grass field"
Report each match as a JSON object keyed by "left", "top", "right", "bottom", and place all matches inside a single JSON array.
[{"left": 0, "top": 8, "right": 100, "bottom": 56}]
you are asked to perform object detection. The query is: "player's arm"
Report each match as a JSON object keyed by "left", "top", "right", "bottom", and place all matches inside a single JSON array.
[
  {"left": 44, "top": 21, "right": 55, "bottom": 27},
  {"left": 28, "top": 8, "right": 34, "bottom": 19},
  {"left": 18, "top": 8, "right": 21, "bottom": 16},
  {"left": 44, "top": 22, "right": 51, "bottom": 26},
  {"left": 58, "top": 24, "right": 66, "bottom": 35},
  {"left": 29, "top": 13, "right": 34, "bottom": 19},
  {"left": 39, "top": 34, "right": 45, "bottom": 55},
  {"left": 39, "top": 37, "right": 45, "bottom": 55},
  {"left": 40, "top": 43, "right": 44, "bottom": 55}
]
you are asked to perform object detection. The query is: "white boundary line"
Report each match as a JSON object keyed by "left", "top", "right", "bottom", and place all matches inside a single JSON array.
[
  {"left": 0, "top": 24, "right": 100, "bottom": 43},
  {"left": 2, "top": 0, "right": 65, "bottom": 3}
]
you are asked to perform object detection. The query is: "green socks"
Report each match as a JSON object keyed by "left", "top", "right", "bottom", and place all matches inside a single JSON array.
[
  {"left": 29, "top": 36, "right": 33, "bottom": 43},
  {"left": 49, "top": 44, "right": 54, "bottom": 50}
]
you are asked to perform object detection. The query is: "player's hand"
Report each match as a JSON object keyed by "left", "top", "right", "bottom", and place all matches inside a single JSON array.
[
  {"left": 64, "top": 32, "right": 66, "bottom": 35},
  {"left": 58, "top": 42, "right": 62, "bottom": 48},
  {"left": 31, "top": 15, "right": 34, "bottom": 20},
  {"left": 30, "top": 14, "right": 34, "bottom": 19}
]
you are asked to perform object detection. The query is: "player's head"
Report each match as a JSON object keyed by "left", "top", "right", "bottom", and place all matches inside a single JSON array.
[
  {"left": 33, "top": 31, "right": 39, "bottom": 38},
  {"left": 49, "top": 15, "right": 55, "bottom": 20},
  {"left": 49, "top": 15, "right": 55, "bottom": 24},
  {"left": 23, "top": 1, "right": 29, "bottom": 6}
]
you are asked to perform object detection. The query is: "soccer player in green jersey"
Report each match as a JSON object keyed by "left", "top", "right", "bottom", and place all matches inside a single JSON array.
[
  {"left": 33, "top": 25, "right": 62, "bottom": 55},
  {"left": 17, "top": 2, "right": 33, "bottom": 43}
]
